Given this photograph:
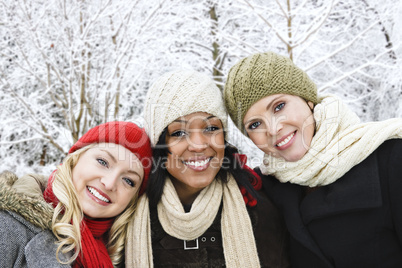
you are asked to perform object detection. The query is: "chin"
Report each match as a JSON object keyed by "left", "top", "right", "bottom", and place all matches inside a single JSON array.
[{"left": 285, "top": 151, "right": 308, "bottom": 162}]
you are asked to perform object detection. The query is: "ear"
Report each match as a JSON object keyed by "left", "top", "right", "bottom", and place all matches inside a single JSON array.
[{"left": 307, "top": 101, "right": 314, "bottom": 110}]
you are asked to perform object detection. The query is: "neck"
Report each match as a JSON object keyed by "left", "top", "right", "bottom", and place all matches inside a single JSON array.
[{"left": 171, "top": 180, "right": 202, "bottom": 205}]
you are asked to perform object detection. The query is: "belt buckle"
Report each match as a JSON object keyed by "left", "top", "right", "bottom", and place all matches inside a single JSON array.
[{"left": 184, "top": 238, "right": 199, "bottom": 250}]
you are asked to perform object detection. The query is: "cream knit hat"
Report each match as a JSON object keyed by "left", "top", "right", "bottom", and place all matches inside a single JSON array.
[{"left": 144, "top": 70, "right": 228, "bottom": 146}]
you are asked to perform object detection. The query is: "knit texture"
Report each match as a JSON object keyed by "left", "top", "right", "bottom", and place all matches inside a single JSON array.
[
  {"left": 260, "top": 95, "right": 402, "bottom": 186},
  {"left": 68, "top": 121, "right": 152, "bottom": 195},
  {"left": 73, "top": 218, "right": 115, "bottom": 268},
  {"left": 125, "top": 175, "right": 261, "bottom": 268},
  {"left": 224, "top": 52, "right": 317, "bottom": 133},
  {"left": 143, "top": 70, "right": 228, "bottom": 146}
]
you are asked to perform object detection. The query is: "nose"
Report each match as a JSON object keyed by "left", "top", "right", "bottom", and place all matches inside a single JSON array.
[
  {"left": 101, "top": 173, "right": 119, "bottom": 191},
  {"left": 267, "top": 117, "right": 283, "bottom": 137},
  {"left": 188, "top": 130, "right": 208, "bottom": 152}
]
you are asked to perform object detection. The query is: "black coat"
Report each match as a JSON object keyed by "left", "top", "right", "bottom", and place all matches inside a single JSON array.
[
  {"left": 256, "top": 139, "right": 402, "bottom": 268},
  {"left": 149, "top": 189, "right": 291, "bottom": 268}
]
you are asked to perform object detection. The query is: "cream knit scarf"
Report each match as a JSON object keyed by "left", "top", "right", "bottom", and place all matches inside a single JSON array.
[
  {"left": 125, "top": 175, "right": 260, "bottom": 267},
  {"left": 260, "top": 95, "right": 402, "bottom": 187}
]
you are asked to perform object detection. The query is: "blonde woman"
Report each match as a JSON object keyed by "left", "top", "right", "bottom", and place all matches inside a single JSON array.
[{"left": 0, "top": 121, "right": 152, "bottom": 267}]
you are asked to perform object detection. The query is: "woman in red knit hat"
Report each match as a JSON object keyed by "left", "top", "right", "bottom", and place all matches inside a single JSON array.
[{"left": 0, "top": 121, "right": 152, "bottom": 268}]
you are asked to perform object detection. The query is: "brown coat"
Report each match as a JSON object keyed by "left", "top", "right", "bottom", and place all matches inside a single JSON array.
[{"left": 150, "top": 189, "right": 290, "bottom": 268}]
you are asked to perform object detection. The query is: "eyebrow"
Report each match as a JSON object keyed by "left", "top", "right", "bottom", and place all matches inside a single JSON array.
[
  {"left": 100, "top": 149, "right": 117, "bottom": 163},
  {"left": 172, "top": 115, "right": 217, "bottom": 124},
  {"left": 265, "top": 95, "right": 283, "bottom": 111},
  {"left": 100, "top": 149, "right": 142, "bottom": 178},
  {"left": 126, "top": 170, "right": 142, "bottom": 178}
]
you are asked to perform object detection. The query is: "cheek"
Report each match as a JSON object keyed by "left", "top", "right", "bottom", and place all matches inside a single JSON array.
[
  {"left": 212, "top": 135, "right": 225, "bottom": 157},
  {"left": 302, "top": 124, "right": 315, "bottom": 148},
  {"left": 248, "top": 132, "right": 267, "bottom": 146},
  {"left": 71, "top": 168, "right": 82, "bottom": 190},
  {"left": 167, "top": 140, "right": 186, "bottom": 156},
  {"left": 300, "top": 114, "right": 315, "bottom": 146},
  {"left": 166, "top": 153, "right": 181, "bottom": 175},
  {"left": 120, "top": 192, "right": 136, "bottom": 209}
]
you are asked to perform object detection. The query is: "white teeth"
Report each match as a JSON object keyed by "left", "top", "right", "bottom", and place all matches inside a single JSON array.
[
  {"left": 184, "top": 158, "right": 211, "bottom": 167},
  {"left": 87, "top": 186, "right": 110, "bottom": 203},
  {"left": 276, "top": 132, "right": 295, "bottom": 147}
]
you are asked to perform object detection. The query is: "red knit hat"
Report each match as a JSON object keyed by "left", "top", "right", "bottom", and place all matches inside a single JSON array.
[{"left": 69, "top": 121, "right": 152, "bottom": 195}]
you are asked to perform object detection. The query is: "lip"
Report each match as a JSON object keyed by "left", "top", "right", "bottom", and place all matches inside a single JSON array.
[
  {"left": 86, "top": 186, "right": 112, "bottom": 206},
  {"left": 183, "top": 156, "right": 212, "bottom": 171},
  {"left": 275, "top": 131, "right": 296, "bottom": 151}
]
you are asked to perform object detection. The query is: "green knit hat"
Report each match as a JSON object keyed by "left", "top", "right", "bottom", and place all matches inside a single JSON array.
[{"left": 224, "top": 52, "right": 317, "bottom": 133}]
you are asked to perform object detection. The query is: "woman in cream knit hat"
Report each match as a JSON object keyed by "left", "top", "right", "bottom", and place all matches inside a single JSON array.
[
  {"left": 125, "top": 70, "right": 290, "bottom": 267},
  {"left": 224, "top": 51, "right": 402, "bottom": 268}
]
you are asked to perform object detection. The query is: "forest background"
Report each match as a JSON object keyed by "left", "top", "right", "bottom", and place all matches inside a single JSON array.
[{"left": 1, "top": 0, "right": 401, "bottom": 176}]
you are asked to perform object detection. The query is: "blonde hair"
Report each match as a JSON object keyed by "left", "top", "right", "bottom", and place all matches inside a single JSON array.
[{"left": 52, "top": 144, "right": 139, "bottom": 267}]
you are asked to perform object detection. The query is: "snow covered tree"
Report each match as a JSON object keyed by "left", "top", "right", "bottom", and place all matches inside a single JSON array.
[
  {"left": 212, "top": 0, "right": 402, "bottom": 165},
  {"left": 1, "top": 0, "right": 401, "bottom": 172},
  {"left": 0, "top": 0, "right": 173, "bottom": 173}
]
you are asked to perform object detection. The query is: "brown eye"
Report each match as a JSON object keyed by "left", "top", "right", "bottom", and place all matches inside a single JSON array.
[
  {"left": 170, "top": 130, "right": 187, "bottom": 137},
  {"left": 205, "top": 126, "right": 219, "bottom": 132}
]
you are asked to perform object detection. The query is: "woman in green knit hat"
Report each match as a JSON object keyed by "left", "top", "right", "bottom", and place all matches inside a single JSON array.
[{"left": 224, "top": 51, "right": 402, "bottom": 268}]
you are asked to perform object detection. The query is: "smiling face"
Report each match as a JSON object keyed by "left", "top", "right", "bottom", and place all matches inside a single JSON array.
[
  {"left": 165, "top": 112, "right": 225, "bottom": 204},
  {"left": 72, "top": 143, "right": 144, "bottom": 219},
  {"left": 243, "top": 94, "right": 315, "bottom": 162}
]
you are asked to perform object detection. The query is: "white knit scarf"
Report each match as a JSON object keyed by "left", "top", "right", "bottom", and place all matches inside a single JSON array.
[
  {"left": 260, "top": 95, "right": 402, "bottom": 187},
  {"left": 125, "top": 175, "right": 261, "bottom": 267}
]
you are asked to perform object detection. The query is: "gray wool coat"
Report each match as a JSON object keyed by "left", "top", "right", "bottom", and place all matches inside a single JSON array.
[{"left": 0, "top": 171, "right": 71, "bottom": 268}]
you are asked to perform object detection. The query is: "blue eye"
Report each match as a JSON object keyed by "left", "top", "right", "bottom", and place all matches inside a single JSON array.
[
  {"left": 97, "top": 158, "right": 108, "bottom": 167},
  {"left": 123, "top": 177, "right": 135, "bottom": 187},
  {"left": 170, "top": 130, "right": 187, "bottom": 137},
  {"left": 274, "top": 102, "right": 285, "bottom": 112},
  {"left": 248, "top": 121, "right": 261, "bottom": 130}
]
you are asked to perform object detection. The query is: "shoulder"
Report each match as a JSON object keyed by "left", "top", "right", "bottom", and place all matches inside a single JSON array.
[
  {"left": 375, "top": 139, "right": 402, "bottom": 189},
  {"left": 25, "top": 230, "right": 72, "bottom": 267},
  {"left": 254, "top": 166, "right": 289, "bottom": 193},
  {"left": 0, "top": 172, "right": 53, "bottom": 230},
  {"left": 0, "top": 211, "right": 70, "bottom": 268},
  {"left": 376, "top": 139, "right": 402, "bottom": 156},
  {"left": 0, "top": 210, "right": 43, "bottom": 235},
  {"left": 0, "top": 210, "right": 42, "bottom": 258},
  {"left": 0, "top": 210, "right": 42, "bottom": 267},
  {"left": 373, "top": 139, "right": 402, "bottom": 175}
]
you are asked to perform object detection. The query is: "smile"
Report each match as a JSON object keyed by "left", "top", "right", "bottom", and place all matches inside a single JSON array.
[
  {"left": 276, "top": 132, "right": 295, "bottom": 147},
  {"left": 87, "top": 186, "right": 111, "bottom": 203},
  {"left": 183, "top": 158, "right": 211, "bottom": 169}
]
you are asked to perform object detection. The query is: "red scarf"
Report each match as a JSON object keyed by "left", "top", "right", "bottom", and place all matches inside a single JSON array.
[
  {"left": 44, "top": 172, "right": 115, "bottom": 268},
  {"left": 234, "top": 154, "right": 262, "bottom": 207},
  {"left": 73, "top": 218, "right": 114, "bottom": 268}
]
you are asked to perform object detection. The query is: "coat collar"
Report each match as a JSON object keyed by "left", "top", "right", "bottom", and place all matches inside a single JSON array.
[
  {"left": 300, "top": 150, "right": 382, "bottom": 224},
  {"left": 259, "top": 150, "right": 382, "bottom": 268},
  {"left": 267, "top": 178, "right": 334, "bottom": 267},
  {"left": 0, "top": 172, "right": 53, "bottom": 230}
]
